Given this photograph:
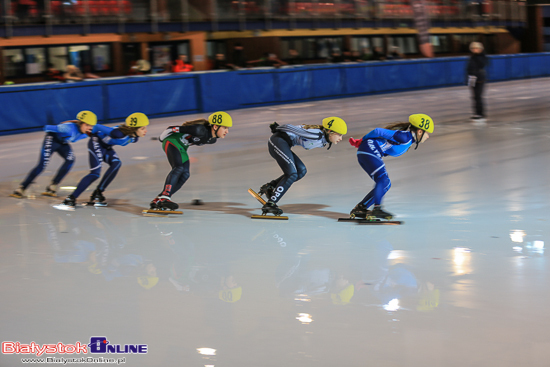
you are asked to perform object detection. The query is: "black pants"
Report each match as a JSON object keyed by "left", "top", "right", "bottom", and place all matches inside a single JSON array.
[
  {"left": 471, "top": 81, "right": 485, "bottom": 117},
  {"left": 161, "top": 143, "right": 190, "bottom": 197},
  {"left": 267, "top": 133, "right": 307, "bottom": 203}
]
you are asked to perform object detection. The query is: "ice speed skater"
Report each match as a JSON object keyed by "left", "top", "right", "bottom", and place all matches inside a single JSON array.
[
  {"left": 10, "top": 111, "right": 97, "bottom": 199},
  {"left": 348, "top": 114, "right": 433, "bottom": 220},
  {"left": 150, "top": 111, "right": 232, "bottom": 211},
  {"left": 58, "top": 112, "right": 149, "bottom": 208},
  {"left": 256, "top": 117, "right": 347, "bottom": 216}
]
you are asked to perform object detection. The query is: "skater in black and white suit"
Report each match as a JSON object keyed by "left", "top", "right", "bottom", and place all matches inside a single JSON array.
[{"left": 256, "top": 117, "right": 347, "bottom": 215}]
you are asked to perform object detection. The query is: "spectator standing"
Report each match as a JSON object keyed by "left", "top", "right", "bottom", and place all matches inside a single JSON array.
[
  {"left": 466, "top": 42, "right": 488, "bottom": 122},
  {"left": 213, "top": 54, "right": 237, "bottom": 70},
  {"left": 287, "top": 49, "right": 303, "bottom": 65},
  {"left": 64, "top": 65, "right": 84, "bottom": 82},
  {"left": 371, "top": 47, "right": 386, "bottom": 61},
  {"left": 232, "top": 43, "right": 246, "bottom": 68},
  {"left": 45, "top": 63, "right": 65, "bottom": 82},
  {"left": 172, "top": 54, "right": 194, "bottom": 73}
]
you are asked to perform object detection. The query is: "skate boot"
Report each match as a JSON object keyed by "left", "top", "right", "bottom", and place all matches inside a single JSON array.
[
  {"left": 371, "top": 205, "right": 393, "bottom": 220},
  {"left": 88, "top": 189, "right": 107, "bottom": 207},
  {"left": 10, "top": 186, "right": 25, "bottom": 199},
  {"left": 150, "top": 197, "right": 160, "bottom": 209},
  {"left": 63, "top": 195, "right": 76, "bottom": 207},
  {"left": 350, "top": 203, "right": 369, "bottom": 219},
  {"left": 262, "top": 201, "right": 283, "bottom": 216},
  {"left": 42, "top": 184, "right": 57, "bottom": 197},
  {"left": 157, "top": 196, "right": 179, "bottom": 211},
  {"left": 258, "top": 181, "right": 276, "bottom": 199}
]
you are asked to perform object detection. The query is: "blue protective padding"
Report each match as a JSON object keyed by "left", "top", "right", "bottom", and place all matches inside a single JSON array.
[
  {"left": 238, "top": 70, "right": 277, "bottom": 105},
  {"left": 487, "top": 55, "right": 508, "bottom": 81},
  {"left": 278, "top": 68, "right": 313, "bottom": 101},
  {"left": 105, "top": 80, "right": 154, "bottom": 119},
  {"left": 310, "top": 66, "right": 344, "bottom": 98},
  {"left": 198, "top": 71, "right": 241, "bottom": 112},
  {"left": 343, "top": 64, "right": 374, "bottom": 95},
  {"left": 49, "top": 81, "right": 104, "bottom": 124},
  {"left": 446, "top": 58, "right": 469, "bottom": 85},
  {"left": 146, "top": 76, "right": 198, "bottom": 116},
  {"left": 0, "top": 85, "right": 53, "bottom": 132},
  {"left": 509, "top": 55, "right": 529, "bottom": 79}
]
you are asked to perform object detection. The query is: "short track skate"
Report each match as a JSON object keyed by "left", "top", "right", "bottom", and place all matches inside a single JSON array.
[
  {"left": 248, "top": 188, "right": 288, "bottom": 220},
  {"left": 142, "top": 208, "right": 183, "bottom": 216},
  {"left": 338, "top": 212, "right": 402, "bottom": 225}
]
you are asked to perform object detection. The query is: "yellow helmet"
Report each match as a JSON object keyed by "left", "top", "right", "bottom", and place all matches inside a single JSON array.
[
  {"left": 330, "top": 284, "right": 355, "bottom": 305},
  {"left": 322, "top": 117, "right": 347, "bottom": 135},
  {"left": 409, "top": 114, "right": 434, "bottom": 133},
  {"left": 76, "top": 110, "right": 97, "bottom": 126},
  {"left": 219, "top": 286, "right": 242, "bottom": 303},
  {"left": 208, "top": 111, "right": 232, "bottom": 127},
  {"left": 137, "top": 276, "right": 159, "bottom": 289},
  {"left": 125, "top": 112, "right": 149, "bottom": 127}
]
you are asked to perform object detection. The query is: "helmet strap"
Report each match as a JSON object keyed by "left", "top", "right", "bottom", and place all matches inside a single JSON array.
[{"left": 212, "top": 124, "right": 220, "bottom": 138}]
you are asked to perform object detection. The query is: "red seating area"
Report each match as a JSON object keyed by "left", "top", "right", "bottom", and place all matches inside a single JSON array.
[{"left": 47, "top": 0, "right": 133, "bottom": 17}]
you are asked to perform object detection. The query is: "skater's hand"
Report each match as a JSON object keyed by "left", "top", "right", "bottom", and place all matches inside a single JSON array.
[
  {"left": 171, "top": 126, "right": 180, "bottom": 133},
  {"left": 349, "top": 137, "right": 362, "bottom": 148},
  {"left": 468, "top": 75, "right": 477, "bottom": 87},
  {"left": 270, "top": 122, "right": 279, "bottom": 133}
]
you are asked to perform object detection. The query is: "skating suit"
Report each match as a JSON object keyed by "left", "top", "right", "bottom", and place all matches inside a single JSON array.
[
  {"left": 158, "top": 123, "right": 217, "bottom": 197},
  {"left": 21, "top": 121, "right": 88, "bottom": 189},
  {"left": 267, "top": 124, "right": 328, "bottom": 203},
  {"left": 71, "top": 125, "right": 137, "bottom": 199},
  {"left": 356, "top": 128, "right": 414, "bottom": 207}
]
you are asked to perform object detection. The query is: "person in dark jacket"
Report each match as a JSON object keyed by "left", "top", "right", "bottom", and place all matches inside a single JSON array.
[{"left": 467, "top": 42, "right": 488, "bottom": 122}]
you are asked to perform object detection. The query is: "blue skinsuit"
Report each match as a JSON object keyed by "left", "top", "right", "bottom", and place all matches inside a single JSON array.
[
  {"left": 21, "top": 121, "right": 88, "bottom": 189},
  {"left": 71, "top": 125, "right": 136, "bottom": 199},
  {"left": 356, "top": 128, "right": 414, "bottom": 207}
]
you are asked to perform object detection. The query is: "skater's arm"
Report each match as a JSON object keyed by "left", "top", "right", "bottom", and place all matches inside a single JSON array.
[
  {"left": 364, "top": 128, "right": 412, "bottom": 144},
  {"left": 103, "top": 129, "right": 133, "bottom": 146},
  {"left": 277, "top": 124, "right": 323, "bottom": 140}
]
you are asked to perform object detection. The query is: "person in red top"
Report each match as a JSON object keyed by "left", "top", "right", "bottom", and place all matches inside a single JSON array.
[{"left": 172, "top": 54, "right": 194, "bottom": 72}]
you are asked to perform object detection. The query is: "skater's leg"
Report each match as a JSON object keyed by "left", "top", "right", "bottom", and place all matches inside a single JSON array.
[
  {"left": 267, "top": 134, "right": 299, "bottom": 204},
  {"left": 291, "top": 153, "right": 307, "bottom": 182},
  {"left": 20, "top": 136, "right": 56, "bottom": 189},
  {"left": 474, "top": 82, "right": 485, "bottom": 117},
  {"left": 51, "top": 144, "right": 75, "bottom": 185},
  {"left": 71, "top": 138, "right": 103, "bottom": 199},
  {"left": 357, "top": 152, "right": 390, "bottom": 207},
  {"left": 96, "top": 150, "right": 121, "bottom": 192},
  {"left": 170, "top": 160, "right": 190, "bottom": 195},
  {"left": 160, "top": 142, "right": 189, "bottom": 197}
]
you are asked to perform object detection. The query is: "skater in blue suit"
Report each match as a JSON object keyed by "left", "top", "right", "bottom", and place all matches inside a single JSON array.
[
  {"left": 348, "top": 114, "right": 434, "bottom": 219},
  {"left": 10, "top": 111, "right": 97, "bottom": 199},
  {"left": 58, "top": 112, "right": 149, "bottom": 208}
]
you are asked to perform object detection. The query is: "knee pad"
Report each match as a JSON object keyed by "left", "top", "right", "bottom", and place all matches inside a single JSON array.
[
  {"left": 296, "top": 167, "right": 307, "bottom": 181},
  {"left": 375, "top": 174, "right": 391, "bottom": 193}
]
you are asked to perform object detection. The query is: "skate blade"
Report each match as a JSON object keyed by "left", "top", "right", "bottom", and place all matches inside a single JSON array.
[
  {"left": 9, "top": 194, "right": 24, "bottom": 199},
  {"left": 41, "top": 192, "right": 57, "bottom": 197},
  {"left": 142, "top": 209, "right": 183, "bottom": 215},
  {"left": 94, "top": 203, "right": 108, "bottom": 207},
  {"left": 53, "top": 204, "right": 75, "bottom": 211},
  {"left": 248, "top": 188, "right": 266, "bottom": 205},
  {"left": 338, "top": 217, "right": 402, "bottom": 225},
  {"left": 251, "top": 214, "right": 288, "bottom": 220}
]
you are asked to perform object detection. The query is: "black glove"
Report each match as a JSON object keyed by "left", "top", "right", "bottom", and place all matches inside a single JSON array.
[{"left": 270, "top": 122, "right": 279, "bottom": 133}]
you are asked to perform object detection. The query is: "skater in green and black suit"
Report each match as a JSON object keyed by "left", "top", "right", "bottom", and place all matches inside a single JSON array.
[{"left": 150, "top": 112, "right": 232, "bottom": 210}]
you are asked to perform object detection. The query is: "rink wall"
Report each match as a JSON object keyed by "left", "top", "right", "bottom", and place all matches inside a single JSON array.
[{"left": 1, "top": 52, "right": 550, "bottom": 135}]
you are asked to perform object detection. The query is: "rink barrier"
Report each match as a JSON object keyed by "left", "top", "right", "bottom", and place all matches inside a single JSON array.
[{"left": 1, "top": 52, "right": 549, "bottom": 135}]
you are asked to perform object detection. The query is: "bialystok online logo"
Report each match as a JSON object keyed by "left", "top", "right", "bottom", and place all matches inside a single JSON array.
[{"left": 2, "top": 337, "right": 147, "bottom": 357}]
